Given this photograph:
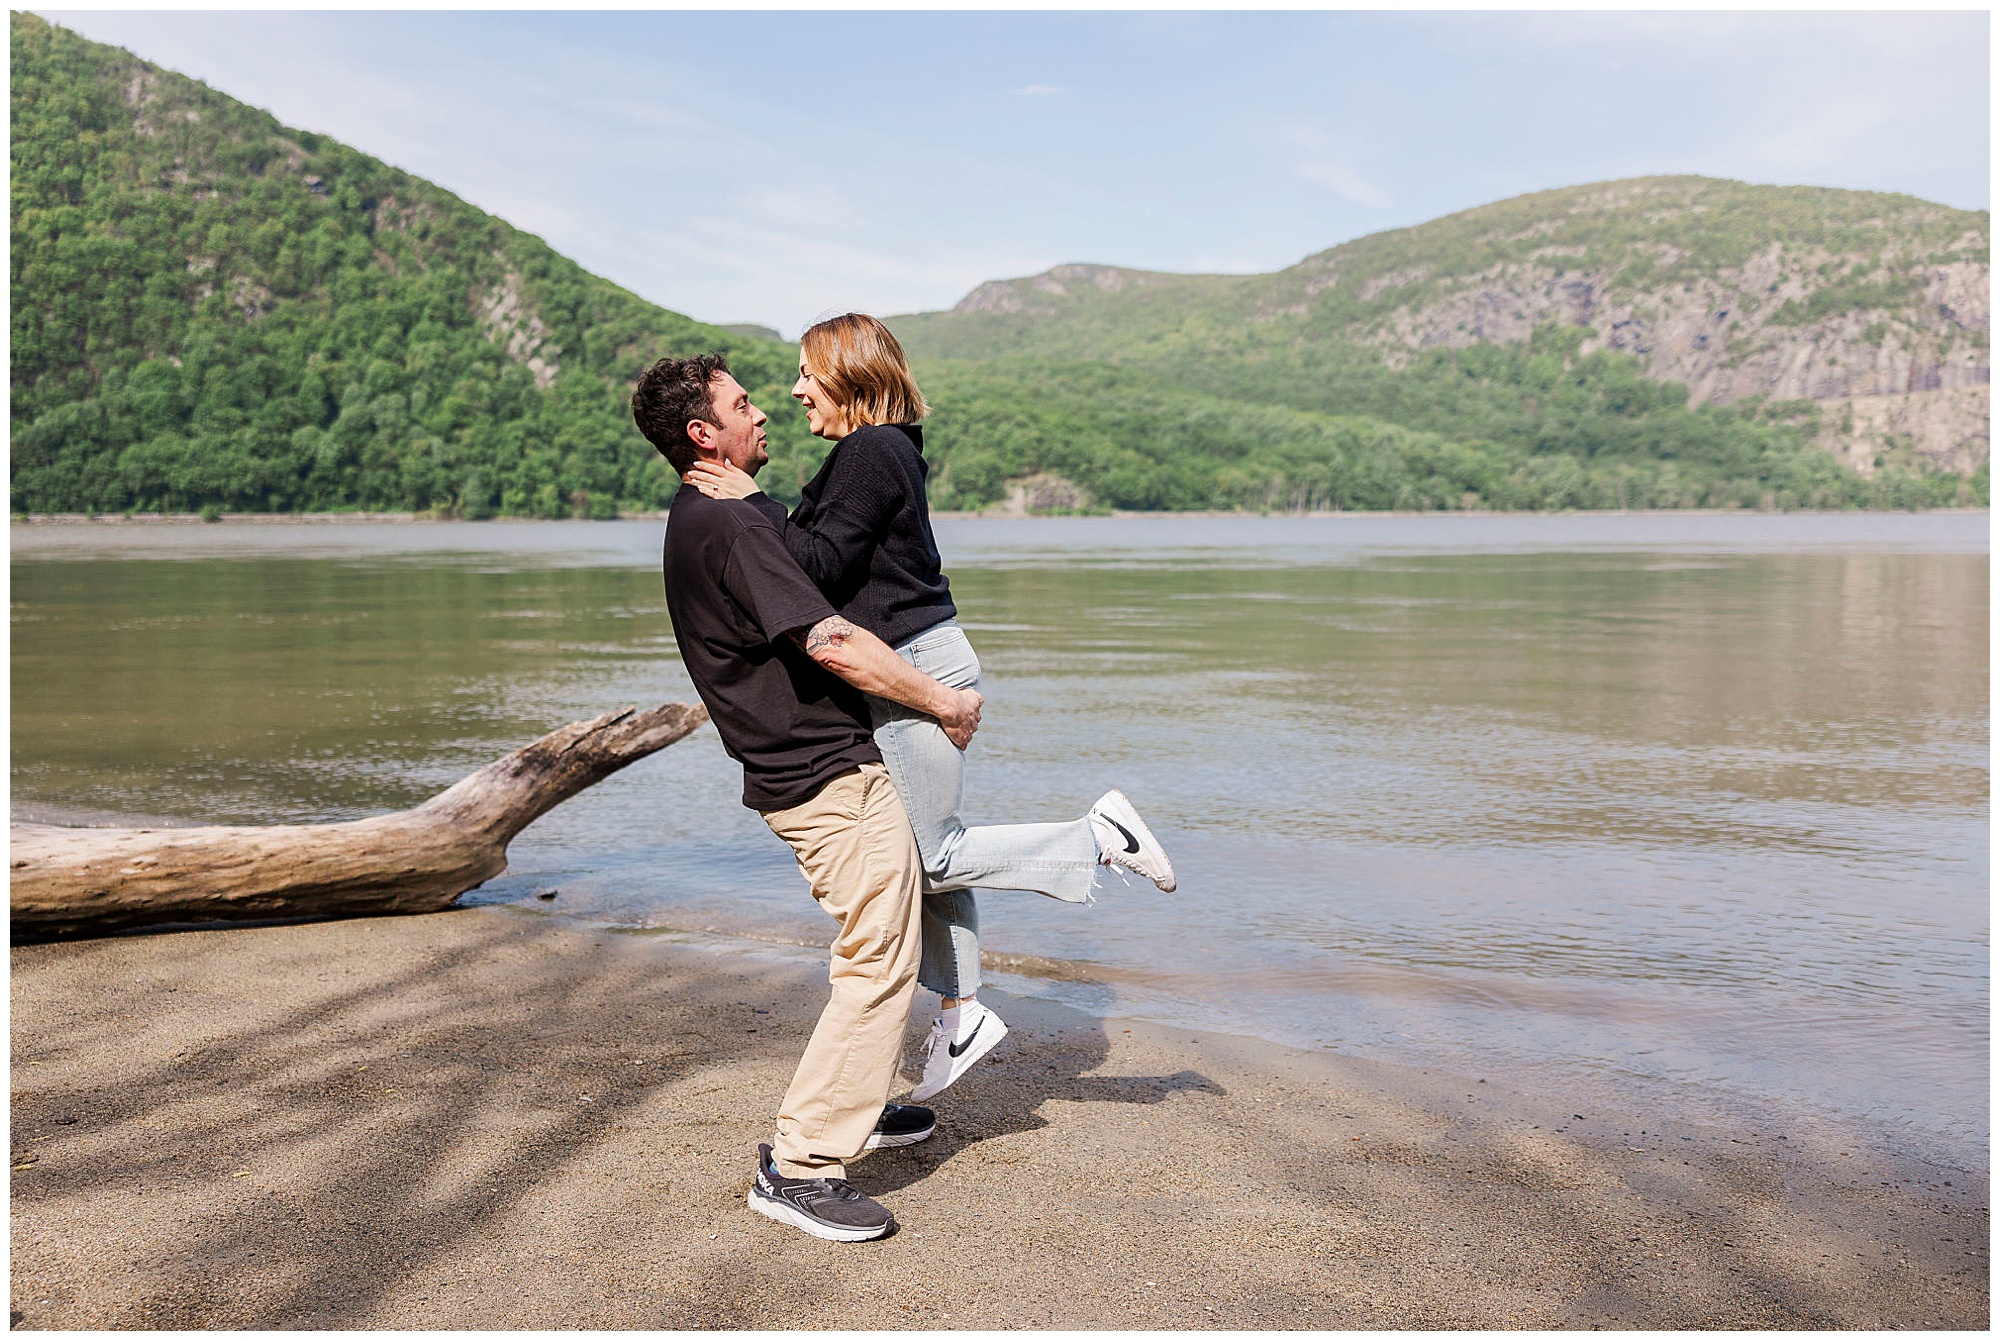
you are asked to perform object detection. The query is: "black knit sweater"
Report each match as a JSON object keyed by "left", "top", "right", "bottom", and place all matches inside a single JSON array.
[{"left": 746, "top": 423, "right": 956, "bottom": 647}]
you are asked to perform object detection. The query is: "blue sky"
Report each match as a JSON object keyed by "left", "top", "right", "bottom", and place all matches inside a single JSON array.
[{"left": 41, "top": 9, "right": 1992, "bottom": 337}]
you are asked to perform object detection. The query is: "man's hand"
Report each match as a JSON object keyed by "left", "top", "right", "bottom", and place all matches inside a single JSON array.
[
  {"left": 935, "top": 686, "right": 983, "bottom": 750},
  {"left": 684, "top": 459, "right": 761, "bottom": 500},
  {"left": 794, "top": 615, "right": 983, "bottom": 750}
]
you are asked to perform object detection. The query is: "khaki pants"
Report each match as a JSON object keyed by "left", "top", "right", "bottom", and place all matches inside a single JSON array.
[{"left": 759, "top": 762, "right": 923, "bottom": 1179}]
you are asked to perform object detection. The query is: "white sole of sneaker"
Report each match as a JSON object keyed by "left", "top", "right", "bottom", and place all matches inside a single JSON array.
[
  {"left": 862, "top": 1120, "right": 936, "bottom": 1150},
  {"left": 745, "top": 1187, "right": 893, "bottom": 1242},
  {"left": 908, "top": 1015, "right": 1008, "bottom": 1103}
]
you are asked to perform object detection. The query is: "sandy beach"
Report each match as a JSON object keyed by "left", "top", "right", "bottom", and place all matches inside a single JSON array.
[{"left": 9, "top": 907, "right": 1987, "bottom": 1330}]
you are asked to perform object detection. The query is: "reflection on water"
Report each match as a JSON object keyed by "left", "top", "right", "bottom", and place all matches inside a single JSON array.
[
  {"left": 10, "top": 514, "right": 1989, "bottom": 1167},
  {"left": 11, "top": 559, "right": 678, "bottom": 820}
]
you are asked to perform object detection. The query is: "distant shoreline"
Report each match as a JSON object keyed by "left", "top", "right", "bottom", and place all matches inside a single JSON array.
[{"left": 11, "top": 506, "right": 1992, "bottom": 527}]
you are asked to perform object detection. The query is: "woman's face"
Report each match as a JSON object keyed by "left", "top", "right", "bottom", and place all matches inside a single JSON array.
[{"left": 792, "top": 348, "right": 851, "bottom": 441}]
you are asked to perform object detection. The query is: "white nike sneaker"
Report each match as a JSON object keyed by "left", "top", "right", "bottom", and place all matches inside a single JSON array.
[
  {"left": 909, "top": 1000, "right": 1008, "bottom": 1102},
  {"left": 1087, "top": 788, "right": 1177, "bottom": 892}
]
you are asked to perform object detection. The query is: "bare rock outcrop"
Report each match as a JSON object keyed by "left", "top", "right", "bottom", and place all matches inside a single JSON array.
[
  {"left": 983, "top": 472, "right": 1090, "bottom": 517},
  {"left": 1817, "top": 386, "right": 1991, "bottom": 476},
  {"left": 476, "top": 259, "right": 562, "bottom": 390}
]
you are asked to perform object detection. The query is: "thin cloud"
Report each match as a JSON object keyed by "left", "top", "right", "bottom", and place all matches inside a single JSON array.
[
  {"left": 623, "top": 214, "right": 1051, "bottom": 332},
  {"left": 1750, "top": 93, "right": 1906, "bottom": 177},
  {"left": 562, "top": 95, "right": 710, "bottom": 135},
  {"left": 1187, "top": 254, "right": 1271, "bottom": 274},
  {"left": 1015, "top": 84, "right": 1064, "bottom": 96},
  {"left": 1296, "top": 160, "right": 1393, "bottom": 209},
  {"left": 1285, "top": 120, "right": 1393, "bottom": 209}
]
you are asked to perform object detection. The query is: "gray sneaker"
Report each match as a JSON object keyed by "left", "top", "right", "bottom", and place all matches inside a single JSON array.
[{"left": 747, "top": 1144, "right": 896, "bottom": 1242}]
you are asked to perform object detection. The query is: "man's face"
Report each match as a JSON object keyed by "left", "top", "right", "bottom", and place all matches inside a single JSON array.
[{"left": 694, "top": 372, "right": 769, "bottom": 475}]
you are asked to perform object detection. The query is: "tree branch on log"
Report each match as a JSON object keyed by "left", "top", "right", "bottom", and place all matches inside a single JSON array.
[{"left": 10, "top": 702, "right": 708, "bottom": 939}]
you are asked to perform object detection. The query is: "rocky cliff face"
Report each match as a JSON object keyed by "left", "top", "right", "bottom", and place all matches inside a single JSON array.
[
  {"left": 1310, "top": 188, "right": 1989, "bottom": 473},
  {"left": 1818, "top": 385, "right": 1989, "bottom": 476},
  {"left": 1336, "top": 249, "right": 1987, "bottom": 402}
]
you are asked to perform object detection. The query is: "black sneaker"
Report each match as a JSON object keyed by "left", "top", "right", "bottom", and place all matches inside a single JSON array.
[
  {"left": 863, "top": 1102, "right": 936, "bottom": 1150},
  {"left": 746, "top": 1143, "right": 896, "bottom": 1242}
]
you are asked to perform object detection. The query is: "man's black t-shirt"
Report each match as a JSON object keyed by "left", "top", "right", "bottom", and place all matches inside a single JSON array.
[{"left": 662, "top": 487, "right": 880, "bottom": 811}]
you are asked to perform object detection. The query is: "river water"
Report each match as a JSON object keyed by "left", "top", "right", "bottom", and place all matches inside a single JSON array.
[{"left": 11, "top": 513, "right": 1989, "bottom": 1170}]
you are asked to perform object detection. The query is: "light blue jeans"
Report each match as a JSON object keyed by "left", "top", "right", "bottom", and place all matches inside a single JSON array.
[{"left": 867, "top": 619, "right": 1100, "bottom": 999}]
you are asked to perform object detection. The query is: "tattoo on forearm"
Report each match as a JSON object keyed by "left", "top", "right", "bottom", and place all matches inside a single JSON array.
[{"left": 800, "top": 615, "right": 856, "bottom": 658}]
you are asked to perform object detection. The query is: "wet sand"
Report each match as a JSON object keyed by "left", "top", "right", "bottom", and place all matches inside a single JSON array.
[{"left": 9, "top": 907, "right": 1987, "bottom": 1329}]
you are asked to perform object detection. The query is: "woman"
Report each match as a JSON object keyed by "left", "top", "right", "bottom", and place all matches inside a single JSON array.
[{"left": 687, "top": 313, "right": 1175, "bottom": 1102}]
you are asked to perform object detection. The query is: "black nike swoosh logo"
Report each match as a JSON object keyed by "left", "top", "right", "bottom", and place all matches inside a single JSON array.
[
  {"left": 1104, "top": 816, "right": 1141, "bottom": 854},
  {"left": 948, "top": 1018, "right": 985, "bottom": 1058}
]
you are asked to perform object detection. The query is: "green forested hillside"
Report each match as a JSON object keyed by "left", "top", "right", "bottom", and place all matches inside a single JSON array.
[
  {"left": 913, "top": 333, "right": 1960, "bottom": 513},
  {"left": 10, "top": 14, "right": 1985, "bottom": 517},
  {"left": 899, "top": 178, "right": 1989, "bottom": 511},
  {"left": 9, "top": 13, "right": 820, "bottom": 517}
]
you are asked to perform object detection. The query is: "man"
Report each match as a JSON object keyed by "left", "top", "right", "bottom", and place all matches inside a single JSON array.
[{"left": 632, "top": 353, "right": 980, "bottom": 1243}]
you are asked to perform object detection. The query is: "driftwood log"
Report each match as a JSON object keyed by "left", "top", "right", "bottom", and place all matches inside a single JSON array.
[{"left": 10, "top": 702, "right": 708, "bottom": 938}]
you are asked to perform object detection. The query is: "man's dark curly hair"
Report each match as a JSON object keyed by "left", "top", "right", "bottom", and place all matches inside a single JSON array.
[{"left": 631, "top": 352, "right": 730, "bottom": 474}]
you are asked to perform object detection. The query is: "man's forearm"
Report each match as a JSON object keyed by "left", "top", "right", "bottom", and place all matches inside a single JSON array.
[{"left": 798, "top": 616, "right": 952, "bottom": 716}]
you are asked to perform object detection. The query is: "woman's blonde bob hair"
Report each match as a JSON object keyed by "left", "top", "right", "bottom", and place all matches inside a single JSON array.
[{"left": 799, "top": 312, "right": 930, "bottom": 428}]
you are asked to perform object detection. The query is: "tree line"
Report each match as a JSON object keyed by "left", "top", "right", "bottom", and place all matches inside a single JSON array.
[{"left": 11, "top": 15, "right": 1982, "bottom": 519}]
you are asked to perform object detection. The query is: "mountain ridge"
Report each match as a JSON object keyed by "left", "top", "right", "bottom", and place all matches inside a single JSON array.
[{"left": 893, "top": 176, "right": 1990, "bottom": 478}]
